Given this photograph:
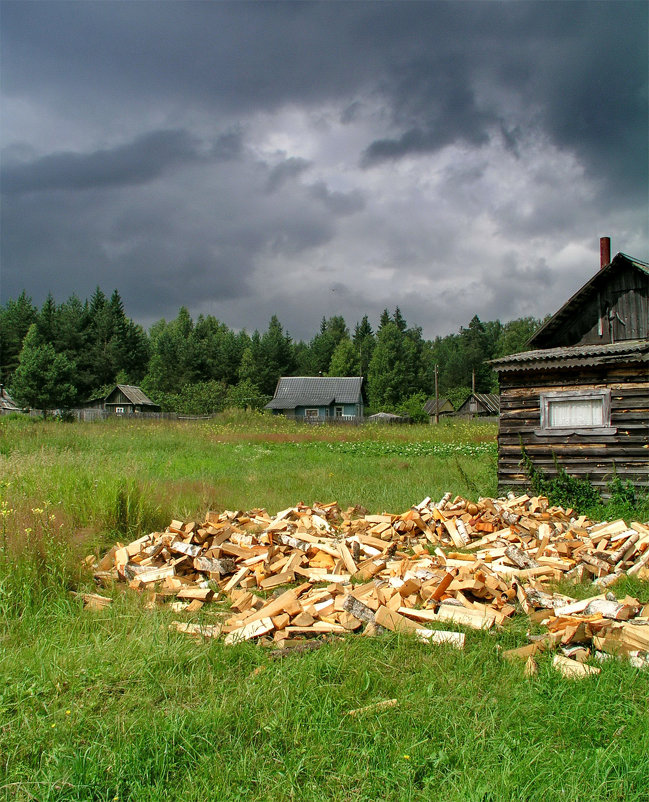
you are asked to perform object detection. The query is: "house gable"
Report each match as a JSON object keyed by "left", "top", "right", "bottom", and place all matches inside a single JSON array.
[
  {"left": 104, "top": 384, "right": 160, "bottom": 412},
  {"left": 529, "top": 253, "right": 649, "bottom": 349}
]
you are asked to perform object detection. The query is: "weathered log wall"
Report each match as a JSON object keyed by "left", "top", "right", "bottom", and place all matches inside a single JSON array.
[{"left": 497, "top": 364, "right": 649, "bottom": 494}]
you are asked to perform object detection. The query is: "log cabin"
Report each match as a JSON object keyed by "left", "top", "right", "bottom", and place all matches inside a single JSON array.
[{"left": 490, "top": 239, "right": 649, "bottom": 494}]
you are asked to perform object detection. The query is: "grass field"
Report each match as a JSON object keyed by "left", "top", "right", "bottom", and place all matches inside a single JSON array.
[{"left": 1, "top": 414, "right": 648, "bottom": 801}]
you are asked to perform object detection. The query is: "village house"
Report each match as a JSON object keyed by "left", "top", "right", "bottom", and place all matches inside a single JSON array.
[
  {"left": 490, "top": 238, "right": 649, "bottom": 494},
  {"left": 0, "top": 385, "right": 21, "bottom": 415},
  {"left": 265, "top": 376, "right": 364, "bottom": 421},
  {"left": 423, "top": 396, "right": 455, "bottom": 422},
  {"left": 455, "top": 392, "right": 500, "bottom": 418},
  {"left": 83, "top": 384, "right": 161, "bottom": 416}
]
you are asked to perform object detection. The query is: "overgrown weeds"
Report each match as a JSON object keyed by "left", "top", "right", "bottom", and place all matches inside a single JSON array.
[
  {"left": 0, "top": 491, "right": 76, "bottom": 619},
  {"left": 520, "top": 446, "right": 648, "bottom": 519}
]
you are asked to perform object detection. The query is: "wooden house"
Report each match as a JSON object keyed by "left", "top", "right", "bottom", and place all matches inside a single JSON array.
[
  {"left": 103, "top": 385, "right": 161, "bottom": 415},
  {"left": 490, "top": 242, "right": 649, "bottom": 494},
  {"left": 455, "top": 393, "right": 500, "bottom": 418},
  {"left": 265, "top": 376, "right": 363, "bottom": 421},
  {"left": 0, "top": 385, "right": 21, "bottom": 415},
  {"left": 423, "top": 397, "right": 455, "bottom": 422}
]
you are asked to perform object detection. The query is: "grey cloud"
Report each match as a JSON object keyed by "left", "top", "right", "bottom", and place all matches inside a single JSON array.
[
  {"left": 265, "top": 157, "right": 312, "bottom": 193},
  {"left": 268, "top": 217, "right": 333, "bottom": 257},
  {"left": 306, "top": 182, "right": 365, "bottom": 216},
  {"left": 211, "top": 129, "right": 244, "bottom": 162},
  {"left": 2, "top": 129, "right": 201, "bottom": 194}
]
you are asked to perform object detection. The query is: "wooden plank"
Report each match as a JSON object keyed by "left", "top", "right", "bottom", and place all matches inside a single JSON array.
[
  {"left": 399, "top": 604, "right": 496, "bottom": 630},
  {"left": 259, "top": 571, "right": 294, "bottom": 590},
  {"left": 241, "top": 589, "right": 302, "bottom": 624},
  {"left": 374, "top": 605, "right": 421, "bottom": 632},
  {"left": 225, "top": 617, "right": 275, "bottom": 645},
  {"left": 414, "top": 629, "right": 465, "bottom": 649},
  {"left": 553, "top": 655, "right": 601, "bottom": 679}
]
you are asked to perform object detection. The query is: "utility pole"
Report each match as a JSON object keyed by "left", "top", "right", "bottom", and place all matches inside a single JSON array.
[{"left": 434, "top": 364, "right": 439, "bottom": 425}]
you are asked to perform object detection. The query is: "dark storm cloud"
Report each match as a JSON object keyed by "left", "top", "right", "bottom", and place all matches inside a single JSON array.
[
  {"left": 2, "top": 129, "right": 201, "bottom": 194},
  {"left": 361, "top": 61, "right": 495, "bottom": 166},
  {"left": 1, "top": 1, "right": 647, "bottom": 337},
  {"left": 3, "top": 1, "right": 646, "bottom": 198}
]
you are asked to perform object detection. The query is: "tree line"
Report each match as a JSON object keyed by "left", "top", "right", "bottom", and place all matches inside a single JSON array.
[{"left": 0, "top": 289, "right": 542, "bottom": 417}]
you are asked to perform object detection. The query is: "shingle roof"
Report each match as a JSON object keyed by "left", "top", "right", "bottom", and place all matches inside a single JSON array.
[
  {"left": 490, "top": 339, "right": 649, "bottom": 372},
  {"left": 266, "top": 376, "right": 363, "bottom": 410},
  {"left": 473, "top": 393, "right": 500, "bottom": 414},
  {"left": 111, "top": 385, "right": 158, "bottom": 406},
  {"left": 423, "top": 397, "right": 452, "bottom": 415}
]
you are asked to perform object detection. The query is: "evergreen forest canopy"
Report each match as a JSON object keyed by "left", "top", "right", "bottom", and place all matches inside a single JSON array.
[{"left": 0, "top": 289, "right": 543, "bottom": 417}]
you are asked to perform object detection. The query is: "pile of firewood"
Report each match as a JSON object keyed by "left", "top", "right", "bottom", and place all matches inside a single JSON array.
[{"left": 85, "top": 492, "right": 649, "bottom": 672}]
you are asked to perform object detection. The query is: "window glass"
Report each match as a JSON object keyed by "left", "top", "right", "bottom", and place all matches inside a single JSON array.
[{"left": 548, "top": 398, "right": 604, "bottom": 427}]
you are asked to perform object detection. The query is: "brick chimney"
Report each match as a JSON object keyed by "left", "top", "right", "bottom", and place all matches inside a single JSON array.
[{"left": 600, "top": 236, "right": 611, "bottom": 269}]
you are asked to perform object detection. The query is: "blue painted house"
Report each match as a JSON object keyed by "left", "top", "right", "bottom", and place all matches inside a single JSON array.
[{"left": 265, "top": 376, "right": 364, "bottom": 421}]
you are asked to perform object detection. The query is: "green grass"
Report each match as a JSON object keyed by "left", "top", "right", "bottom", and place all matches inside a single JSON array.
[
  {"left": 0, "top": 414, "right": 498, "bottom": 557},
  {"left": 0, "top": 413, "right": 648, "bottom": 801},
  {"left": 2, "top": 600, "right": 648, "bottom": 802}
]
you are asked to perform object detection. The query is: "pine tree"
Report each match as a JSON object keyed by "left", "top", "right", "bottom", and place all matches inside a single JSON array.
[
  {"left": 304, "top": 316, "right": 349, "bottom": 376},
  {"left": 256, "top": 316, "right": 295, "bottom": 395},
  {"left": 353, "top": 315, "right": 375, "bottom": 383},
  {"left": 0, "top": 291, "right": 37, "bottom": 383},
  {"left": 11, "top": 324, "right": 77, "bottom": 412},
  {"left": 393, "top": 306, "right": 407, "bottom": 332},
  {"left": 378, "top": 308, "right": 391, "bottom": 331}
]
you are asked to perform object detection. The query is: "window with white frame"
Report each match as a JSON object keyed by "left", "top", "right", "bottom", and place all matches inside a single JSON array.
[
  {"left": 115, "top": 406, "right": 124, "bottom": 414},
  {"left": 538, "top": 390, "right": 614, "bottom": 433},
  {"left": 305, "top": 408, "right": 319, "bottom": 419}
]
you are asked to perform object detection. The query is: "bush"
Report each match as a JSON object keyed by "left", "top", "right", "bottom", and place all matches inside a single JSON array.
[
  {"left": 520, "top": 447, "right": 648, "bottom": 518},
  {"left": 395, "top": 392, "right": 429, "bottom": 423},
  {"left": 520, "top": 447, "right": 600, "bottom": 511}
]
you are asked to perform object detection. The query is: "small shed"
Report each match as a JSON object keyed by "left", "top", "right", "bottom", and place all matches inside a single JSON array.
[
  {"left": 490, "top": 243, "right": 649, "bottom": 494},
  {"left": 455, "top": 393, "right": 500, "bottom": 418},
  {"left": 0, "top": 386, "right": 21, "bottom": 415},
  {"left": 423, "top": 397, "right": 455, "bottom": 422},
  {"left": 367, "top": 411, "right": 407, "bottom": 424},
  {"left": 265, "top": 376, "right": 363, "bottom": 421},
  {"left": 104, "top": 385, "right": 161, "bottom": 415}
]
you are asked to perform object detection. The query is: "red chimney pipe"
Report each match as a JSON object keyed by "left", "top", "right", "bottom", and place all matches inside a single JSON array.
[{"left": 600, "top": 237, "right": 611, "bottom": 269}]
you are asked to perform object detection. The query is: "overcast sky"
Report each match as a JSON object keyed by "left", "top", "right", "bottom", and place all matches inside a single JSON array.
[{"left": 1, "top": 1, "right": 647, "bottom": 340}]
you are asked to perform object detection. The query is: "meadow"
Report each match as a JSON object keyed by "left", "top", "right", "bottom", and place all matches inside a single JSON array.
[{"left": 0, "top": 413, "right": 648, "bottom": 802}]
